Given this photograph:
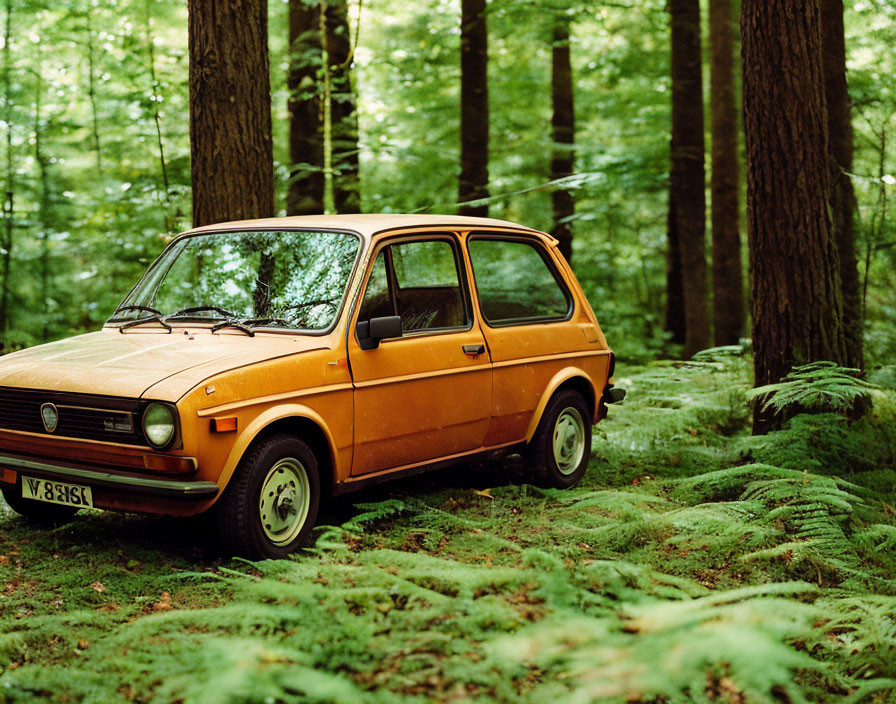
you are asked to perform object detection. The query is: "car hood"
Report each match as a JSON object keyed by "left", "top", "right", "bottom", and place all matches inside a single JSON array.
[{"left": 0, "top": 329, "right": 328, "bottom": 401}]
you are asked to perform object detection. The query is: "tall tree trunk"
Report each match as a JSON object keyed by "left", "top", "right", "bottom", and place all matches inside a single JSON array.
[
  {"left": 822, "top": 0, "right": 863, "bottom": 370},
  {"left": 550, "top": 18, "right": 575, "bottom": 264},
  {"left": 459, "top": 0, "right": 489, "bottom": 217},
  {"left": 326, "top": 0, "right": 361, "bottom": 213},
  {"left": 709, "top": 0, "right": 744, "bottom": 346},
  {"left": 144, "top": 0, "right": 173, "bottom": 230},
  {"left": 742, "top": 0, "right": 848, "bottom": 433},
  {"left": 0, "top": 0, "right": 13, "bottom": 344},
  {"left": 665, "top": 210, "right": 685, "bottom": 345},
  {"left": 85, "top": 7, "right": 103, "bottom": 176},
  {"left": 287, "top": 0, "right": 359, "bottom": 216},
  {"left": 667, "top": 0, "right": 709, "bottom": 357},
  {"left": 188, "top": 0, "right": 274, "bottom": 227},
  {"left": 33, "top": 44, "right": 53, "bottom": 341},
  {"left": 287, "top": 0, "right": 325, "bottom": 216}
]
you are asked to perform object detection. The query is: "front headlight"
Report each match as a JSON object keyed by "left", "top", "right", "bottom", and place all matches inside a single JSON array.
[{"left": 143, "top": 402, "right": 177, "bottom": 449}]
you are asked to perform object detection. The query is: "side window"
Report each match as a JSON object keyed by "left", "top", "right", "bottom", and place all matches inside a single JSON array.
[
  {"left": 357, "top": 238, "right": 469, "bottom": 334},
  {"left": 468, "top": 238, "right": 571, "bottom": 324},
  {"left": 357, "top": 251, "right": 394, "bottom": 321}
]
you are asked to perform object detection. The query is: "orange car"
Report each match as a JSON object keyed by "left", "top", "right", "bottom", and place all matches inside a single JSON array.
[{"left": 0, "top": 215, "right": 624, "bottom": 557}]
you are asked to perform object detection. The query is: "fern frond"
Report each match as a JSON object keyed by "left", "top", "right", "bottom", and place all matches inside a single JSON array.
[
  {"left": 748, "top": 361, "right": 874, "bottom": 414},
  {"left": 857, "top": 524, "right": 896, "bottom": 552}
]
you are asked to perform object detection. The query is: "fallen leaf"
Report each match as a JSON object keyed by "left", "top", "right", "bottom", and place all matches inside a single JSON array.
[
  {"left": 91, "top": 581, "right": 105, "bottom": 593},
  {"left": 153, "top": 592, "right": 172, "bottom": 611},
  {"left": 77, "top": 639, "right": 89, "bottom": 650},
  {"left": 473, "top": 488, "right": 493, "bottom": 499}
]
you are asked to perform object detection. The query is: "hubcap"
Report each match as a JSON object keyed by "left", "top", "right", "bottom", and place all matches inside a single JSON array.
[
  {"left": 258, "top": 458, "right": 311, "bottom": 546},
  {"left": 553, "top": 407, "right": 586, "bottom": 475}
]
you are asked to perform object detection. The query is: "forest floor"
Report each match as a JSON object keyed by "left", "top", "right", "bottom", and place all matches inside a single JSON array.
[{"left": 1, "top": 351, "right": 895, "bottom": 704}]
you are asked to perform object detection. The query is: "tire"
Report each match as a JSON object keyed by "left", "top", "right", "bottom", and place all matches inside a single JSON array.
[
  {"left": 1, "top": 481, "right": 80, "bottom": 524},
  {"left": 526, "top": 390, "right": 592, "bottom": 489},
  {"left": 215, "top": 434, "right": 320, "bottom": 559}
]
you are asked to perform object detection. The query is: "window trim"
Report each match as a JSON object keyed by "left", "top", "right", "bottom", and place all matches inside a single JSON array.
[
  {"left": 352, "top": 232, "right": 475, "bottom": 344},
  {"left": 106, "top": 227, "right": 365, "bottom": 338},
  {"left": 467, "top": 232, "right": 575, "bottom": 328}
]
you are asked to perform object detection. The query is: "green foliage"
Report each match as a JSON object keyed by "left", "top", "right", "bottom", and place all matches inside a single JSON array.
[
  {"left": 746, "top": 393, "right": 896, "bottom": 477},
  {"left": 493, "top": 583, "right": 823, "bottom": 704},
  {"left": 0, "top": 0, "right": 889, "bottom": 367},
  {"left": 748, "top": 361, "right": 874, "bottom": 415}
]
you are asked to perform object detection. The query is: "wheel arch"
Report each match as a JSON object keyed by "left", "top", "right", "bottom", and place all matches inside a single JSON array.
[
  {"left": 524, "top": 368, "right": 597, "bottom": 443},
  {"left": 214, "top": 405, "right": 341, "bottom": 503}
]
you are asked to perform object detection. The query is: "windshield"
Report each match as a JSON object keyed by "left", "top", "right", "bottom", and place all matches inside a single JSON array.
[{"left": 110, "top": 229, "right": 362, "bottom": 331}]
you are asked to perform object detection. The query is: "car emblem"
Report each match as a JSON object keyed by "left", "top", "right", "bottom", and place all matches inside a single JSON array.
[{"left": 40, "top": 403, "right": 59, "bottom": 433}]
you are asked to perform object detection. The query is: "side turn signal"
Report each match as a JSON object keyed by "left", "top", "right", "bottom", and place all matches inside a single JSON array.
[{"left": 211, "top": 417, "right": 238, "bottom": 433}]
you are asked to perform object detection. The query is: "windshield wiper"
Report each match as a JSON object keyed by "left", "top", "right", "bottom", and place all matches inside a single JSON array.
[
  {"left": 166, "top": 306, "right": 236, "bottom": 320},
  {"left": 210, "top": 320, "right": 255, "bottom": 337},
  {"left": 118, "top": 314, "right": 173, "bottom": 334},
  {"left": 242, "top": 317, "right": 294, "bottom": 329},
  {"left": 107, "top": 304, "right": 163, "bottom": 323}
]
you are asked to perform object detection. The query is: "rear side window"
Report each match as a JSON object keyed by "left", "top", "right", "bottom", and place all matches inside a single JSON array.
[{"left": 468, "top": 237, "right": 571, "bottom": 325}]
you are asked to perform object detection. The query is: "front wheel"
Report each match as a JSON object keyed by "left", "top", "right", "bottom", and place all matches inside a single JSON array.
[
  {"left": 526, "top": 390, "right": 592, "bottom": 489},
  {"left": 216, "top": 434, "right": 320, "bottom": 559}
]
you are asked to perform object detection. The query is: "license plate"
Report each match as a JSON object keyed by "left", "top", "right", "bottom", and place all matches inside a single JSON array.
[{"left": 21, "top": 476, "right": 93, "bottom": 509}]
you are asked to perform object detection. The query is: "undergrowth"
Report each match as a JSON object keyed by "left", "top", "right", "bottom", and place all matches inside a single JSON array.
[{"left": 1, "top": 352, "right": 895, "bottom": 703}]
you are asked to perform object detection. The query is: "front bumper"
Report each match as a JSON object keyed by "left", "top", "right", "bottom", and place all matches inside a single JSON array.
[{"left": 0, "top": 452, "right": 218, "bottom": 500}]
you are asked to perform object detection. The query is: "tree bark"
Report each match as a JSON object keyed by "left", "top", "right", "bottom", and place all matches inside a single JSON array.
[
  {"left": 287, "top": 0, "right": 324, "bottom": 216},
  {"left": 189, "top": 0, "right": 274, "bottom": 227},
  {"left": 287, "top": 0, "right": 360, "bottom": 216},
  {"left": 550, "top": 18, "right": 575, "bottom": 264},
  {"left": 665, "top": 207, "right": 685, "bottom": 345},
  {"left": 459, "top": 0, "right": 489, "bottom": 217},
  {"left": 821, "top": 0, "right": 863, "bottom": 370},
  {"left": 326, "top": 0, "right": 361, "bottom": 213},
  {"left": 709, "top": 0, "right": 744, "bottom": 347},
  {"left": 742, "top": 0, "right": 848, "bottom": 433},
  {"left": 667, "top": 0, "right": 709, "bottom": 357},
  {"left": 144, "top": 0, "right": 173, "bottom": 230},
  {"left": 33, "top": 43, "right": 53, "bottom": 341},
  {"left": 85, "top": 7, "right": 103, "bottom": 176}
]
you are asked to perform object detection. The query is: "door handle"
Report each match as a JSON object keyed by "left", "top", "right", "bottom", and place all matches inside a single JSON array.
[{"left": 463, "top": 344, "right": 485, "bottom": 356}]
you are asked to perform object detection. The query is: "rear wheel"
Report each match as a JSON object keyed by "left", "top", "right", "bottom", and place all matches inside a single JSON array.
[
  {"left": 526, "top": 390, "right": 592, "bottom": 489},
  {"left": 1, "top": 481, "right": 79, "bottom": 524},
  {"left": 216, "top": 434, "right": 320, "bottom": 559}
]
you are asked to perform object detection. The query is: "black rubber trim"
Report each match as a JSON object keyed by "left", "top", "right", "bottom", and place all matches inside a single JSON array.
[
  {"left": 0, "top": 453, "right": 218, "bottom": 499},
  {"left": 604, "top": 388, "right": 626, "bottom": 404}
]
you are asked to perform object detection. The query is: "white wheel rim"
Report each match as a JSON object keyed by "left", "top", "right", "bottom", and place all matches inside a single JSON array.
[
  {"left": 258, "top": 457, "right": 311, "bottom": 546},
  {"left": 553, "top": 407, "right": 586, "bottom": 475}
]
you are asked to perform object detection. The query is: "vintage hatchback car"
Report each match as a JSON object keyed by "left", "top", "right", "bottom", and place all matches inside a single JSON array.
[{"left": 0, "top": 215, "right": 624, "bottom": 558}]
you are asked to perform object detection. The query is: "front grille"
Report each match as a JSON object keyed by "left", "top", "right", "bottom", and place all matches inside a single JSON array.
[{"left": 0, "top": 387, "right": 147, "bottom": 446}]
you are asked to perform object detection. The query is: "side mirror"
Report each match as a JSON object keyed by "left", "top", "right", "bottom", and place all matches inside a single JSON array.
[{"left": 357, "top": 315, "right": 403, "bottom": 350}]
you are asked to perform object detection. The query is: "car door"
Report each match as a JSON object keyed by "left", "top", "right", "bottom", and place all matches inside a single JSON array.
[
  {"left": 466, "top": 233, "right": 596, "bottom": 447},
  {"left": 347, "top": 233, "right": 492, "bottom": 476}
]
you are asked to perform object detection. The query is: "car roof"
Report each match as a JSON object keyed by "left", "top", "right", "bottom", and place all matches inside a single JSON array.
[{"left": 183, "top": 213, "right": 553, "bottom": 243}]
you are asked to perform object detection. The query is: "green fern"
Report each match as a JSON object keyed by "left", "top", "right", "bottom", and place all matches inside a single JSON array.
[
  {"left": 746, "top": 412, "right": 874, "bottom": 475},
  {"left": 748, "top": 361, "right": 874, "bottom": 415},
  {"left": 492, "top": 583, "right": 823, "bottom": 704},
  {"left": 857, "top": 524, "right": 896, "bottom": 552},
  {"left": 812, "top": 596, "right": 896, "bottom": 684}
]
